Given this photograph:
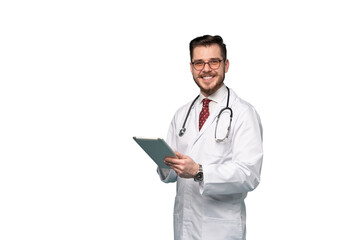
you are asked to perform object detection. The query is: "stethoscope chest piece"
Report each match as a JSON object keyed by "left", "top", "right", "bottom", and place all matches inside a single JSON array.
[{"left": 179, "top": 128, "right": 186, "bottom": 137}]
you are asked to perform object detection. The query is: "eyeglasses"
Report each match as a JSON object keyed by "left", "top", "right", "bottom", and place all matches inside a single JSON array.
[{"left": 191, "top": 59, "right": 224, "bottom": 71}]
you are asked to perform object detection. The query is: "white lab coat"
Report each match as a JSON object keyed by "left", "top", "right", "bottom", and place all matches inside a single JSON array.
[{"left": 158, "top": 87, "right": 263, "bottom": 240}]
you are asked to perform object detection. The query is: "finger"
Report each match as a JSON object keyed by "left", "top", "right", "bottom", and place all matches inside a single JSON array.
[
  {"left": 164, "top": 156, "right": 177, "bottom": 163},
  {"left": 170, "top": 165, "right": 182, "bottom": 175},
  {"left": 165, "top": 157, "right": 183, "bottom": 165}
]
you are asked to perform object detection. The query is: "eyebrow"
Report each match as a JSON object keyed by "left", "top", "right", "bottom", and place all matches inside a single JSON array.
[{"left": 193, "top": 58, "right": 222, "bottom": 62}]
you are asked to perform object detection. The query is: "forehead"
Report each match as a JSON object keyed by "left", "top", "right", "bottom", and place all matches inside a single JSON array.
[{"left": 192, "top": 44, "right": 222, "bottom": 60}]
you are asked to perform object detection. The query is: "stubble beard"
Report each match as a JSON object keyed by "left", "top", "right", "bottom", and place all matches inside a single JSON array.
[{"left": 193, "top": 74, "right": 225, "bottom": 97}]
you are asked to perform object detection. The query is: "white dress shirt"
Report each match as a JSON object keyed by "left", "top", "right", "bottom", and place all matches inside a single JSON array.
[{"left": 197, "top": 84, "right": 227, "bottom": 114}]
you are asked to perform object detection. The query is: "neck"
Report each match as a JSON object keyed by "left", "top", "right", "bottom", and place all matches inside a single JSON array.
[{"left": 200, "top": 83, "right": 224, "bottom": 97}]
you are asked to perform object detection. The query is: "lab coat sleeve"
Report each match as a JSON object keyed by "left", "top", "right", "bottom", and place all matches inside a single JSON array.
[
  {"left": 200, "top": 106, "right": 263, "bottom": 195},
  {"left": 157, "top": 116, "right": 178, "bottom": 183}
]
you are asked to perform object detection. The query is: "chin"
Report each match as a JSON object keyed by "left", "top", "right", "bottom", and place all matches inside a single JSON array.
[
  {"left": 200, "top": 86, "right": 216, "bottom": 96},
  {"left": 193, "top": 76, "right": 224, "bottom": 96},
  {"left": 201, "top": 82, "right": 223, "bottom": 95}
]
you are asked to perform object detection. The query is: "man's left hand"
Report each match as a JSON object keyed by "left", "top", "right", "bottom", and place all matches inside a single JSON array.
[{"left": 164, "top": 152, "right": 199, "bottom": 178}]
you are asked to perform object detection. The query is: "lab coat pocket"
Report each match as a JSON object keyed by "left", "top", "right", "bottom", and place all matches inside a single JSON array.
[
  {"left": 202, "top": 194, "right": 241, "bottom": 219},
  {"left": 202, "top": 217, "right": 243, "bottom": 240},
  {"left": 204, "top": 138, "right": 232, "bottom": 164}
]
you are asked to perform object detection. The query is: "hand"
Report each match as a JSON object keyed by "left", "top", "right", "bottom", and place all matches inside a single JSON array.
[{"left": 164, "top": 152, "right": 199, "bottom": 178}]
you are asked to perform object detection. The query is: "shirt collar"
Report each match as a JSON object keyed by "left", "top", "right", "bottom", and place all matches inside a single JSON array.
[{"left": 199, "top": 84, "right": 227, "bottom": 104}]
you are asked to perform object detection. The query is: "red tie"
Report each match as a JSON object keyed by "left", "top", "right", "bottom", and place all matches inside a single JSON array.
[{"left": 199, "top": 98, "right": 211, "bottom": 130}]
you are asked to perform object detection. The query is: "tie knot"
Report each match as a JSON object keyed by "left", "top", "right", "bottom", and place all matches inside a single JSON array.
[{"left": 202, "top": 98, "right": 211, "bottom": 108}]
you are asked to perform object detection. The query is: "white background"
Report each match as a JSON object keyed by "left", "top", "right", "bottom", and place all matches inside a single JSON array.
[{"left": 1, "top": 0, "right": 359, "bottom": 239}]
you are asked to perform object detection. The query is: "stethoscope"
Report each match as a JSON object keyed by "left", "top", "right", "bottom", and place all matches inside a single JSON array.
[{"left": 179, "top": 86, "right": 233, "bottom": 142}]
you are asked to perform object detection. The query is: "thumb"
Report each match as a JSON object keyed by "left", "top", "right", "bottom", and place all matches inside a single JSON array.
[{"left": 175, "top": 151, "right": 184, "bottom": 159}]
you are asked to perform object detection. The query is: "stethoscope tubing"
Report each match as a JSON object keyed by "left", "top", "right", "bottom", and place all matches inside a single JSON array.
[
  {"left": 179, "top": 87, "right": 232, "bottom": 139},
  {"left": 179, "top": 95, "right": 199, "bottom": 137}
]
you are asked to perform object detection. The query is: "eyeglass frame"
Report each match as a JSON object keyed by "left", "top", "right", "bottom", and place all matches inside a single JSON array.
[{"left": 191, "top": 58, "right": 225, "bottom": 71}]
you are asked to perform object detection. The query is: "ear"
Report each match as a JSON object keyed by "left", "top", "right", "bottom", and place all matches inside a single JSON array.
[
  {"left": 224, "top": 59, "right": 230, "bottom": 73},
  {"left": 190, "top": 62, "right": 194, "bottom": 74}
]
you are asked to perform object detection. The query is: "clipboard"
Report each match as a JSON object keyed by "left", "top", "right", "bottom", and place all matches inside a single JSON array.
[{"left": 133, "top": 137, "right": 176, "bottom": 169}]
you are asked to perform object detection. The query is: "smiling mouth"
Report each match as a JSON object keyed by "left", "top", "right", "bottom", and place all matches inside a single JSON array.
[{"left": 201, "top": 75, "right": 216, "bottom": 81}]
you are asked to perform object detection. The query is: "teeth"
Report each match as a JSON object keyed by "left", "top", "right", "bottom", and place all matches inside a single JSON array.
[{"left": 203, "top": 76, "right": 213, "bottom": 80}]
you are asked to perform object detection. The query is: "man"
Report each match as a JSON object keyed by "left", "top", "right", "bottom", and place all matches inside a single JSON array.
[{"left": 158, "top": 35, "right": 263, "bottom": 240}]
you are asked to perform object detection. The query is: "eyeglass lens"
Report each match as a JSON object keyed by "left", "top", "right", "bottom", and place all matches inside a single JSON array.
[{"left": 193, "top": 59, "right": 222, "bottom": 70}]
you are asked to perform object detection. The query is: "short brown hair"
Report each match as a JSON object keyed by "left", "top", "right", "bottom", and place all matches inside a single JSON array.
[{"left": 189, "top": 35, "right": 227, "bottom": 61}]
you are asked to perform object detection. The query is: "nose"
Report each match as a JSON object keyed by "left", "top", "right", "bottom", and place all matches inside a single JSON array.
[{"left": 202, "top": 62, "right": 212, "bottom": 72}]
